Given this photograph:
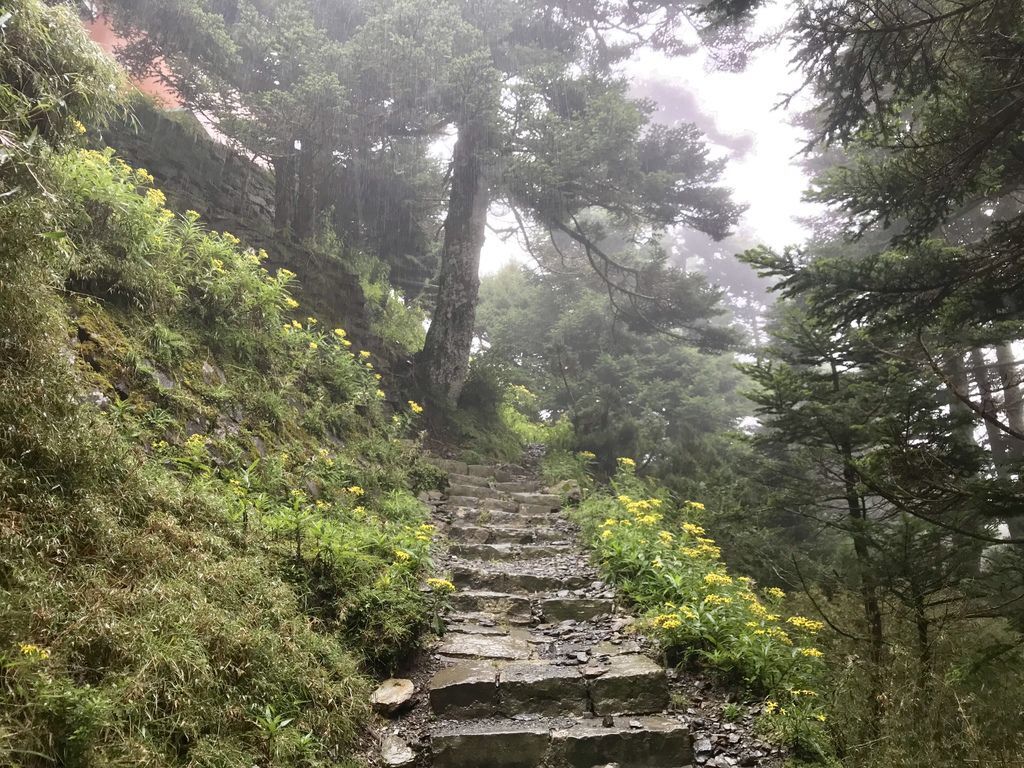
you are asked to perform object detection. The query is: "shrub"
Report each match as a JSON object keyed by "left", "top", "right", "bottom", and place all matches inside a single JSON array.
[{"left": 573, "top": 459, "right": 832, "bottom": 760}]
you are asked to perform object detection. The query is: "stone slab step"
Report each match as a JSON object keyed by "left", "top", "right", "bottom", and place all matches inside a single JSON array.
[
  {"left": 451, "top": 509, "right": 552, "bottom": 527},
  {"left": 430, "top": 715, "right": 691, "bottom": 768},
  {"left": 447, "top": 496, "right": 519, "bottom": 512},
  {"left": 450, "top": 543, "right": 573, "bottom": 562},
  {"left": 447, "top": 472, "right": 496, "bottom": 488},
  {"left": 451, "top": 565, "right": 588, "bottom": 594},
  {"left": 492, "top": 480, "right": 542, "bottom": 494},
  {"left": 428, "top": 457, "right": 469, "bottom": 475},
  {"left": 519, "top": 503, "right": 562, "bottom": 517},
  {"left": 510, "top": 492, "right": 562, "bottom": 508},
  {"left": 429, "top": 655, "right": 667, "bottom": 719},
  {"left": 449, "top": 590, "right": 533, "bottom": 624},
  {"left": 448, "top": 524, "right": 566, "bottom": 545},
  {"left": 540, "top": 597, "right": 615, "bottom": 621},
  {"left": 447, "top": 483, "right": 509, "bottom": 500},
  {"left": 436, "top": 629, "right": 532, "bottom": 660}
]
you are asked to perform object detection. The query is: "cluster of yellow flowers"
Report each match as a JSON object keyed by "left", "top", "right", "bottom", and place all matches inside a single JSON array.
[
  {"left": 787, "top": 616, "right": 825, "bottom": 633},
  {"left": 408, "top": 400, "right": 424, "bottom": 415},
  {"left": 284, "top": 297, "right": 300, "bottom": 309},
  {"left": 145, "top": 187, "right": 166, "bottom": 208},
  {"left": 135, "top": 167, "right": 155, "bottom": 185},
  {"left": 578, "top": 450, "right": 596, "bottom": 460},
  {"left": 753, "top": 626, "right": 792, "bottom": 645},
  {"left": 426, "top": 577, "right": 455, "bottom": 594},
  {"left": 704, "top": 594, "right": 733, "bottom": 606},
  {"left": 652, "top": 614, "right": 682, "bottom": 630},
  {"left": 222, "top": 232, "right": 241, "bottom": 246},
  {"left": 682, "top": 522, "right": 706, "bottom": 536},
  {"left": 617, "top": 457, "right": 636, "bottom": 468},
  {"left": 19, "top": 643, "right": 50, "bottom": 659},
  {"left": 346, "top": 485, "right": 364, "bottom": 497},
  {"left": 393, "top": 549, "right": 412, "bottom": 562},
  {"left": 703, "top": 572, "right": 733, "bottom": 587},
  {"left": 799, "top": 647, "right": 824, "bottom": 658}
]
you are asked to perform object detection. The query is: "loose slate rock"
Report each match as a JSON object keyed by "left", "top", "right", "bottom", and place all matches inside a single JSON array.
[
  {"left": 371, "top": 678, "right": 415, "bottom": 715},
  {"left": 381, "top": 734, "right": 416, "bottom": 766}
]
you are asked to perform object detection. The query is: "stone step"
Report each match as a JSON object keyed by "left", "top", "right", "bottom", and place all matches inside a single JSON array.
[
  {"left": 451, "top": 565, "right": 588, "bottom": 594},
  {"left": 467, "top": 464, "right": 516, "bottom": 482},
  {"left": 540, "top": 597, "right": 615, "bottom": 622},
  {"left": 447, "top": 524, "right": 567, "bottom": 545},
  {"left": 492, "top": 480, "right": 543, "bottom": 494},
  {"left": 450, "top": 543, "right": 573, "bottom": 562},
  {"left": 447, "top": 496, "right": 519, "bottom": 513},
  {"left": 510, "top": 492, "right": 562, "bottom": 508},
  {"left": 430, "top": 715, "right": 691, "bottom": 768},
  {"left": 429, "top": 654, "right": 668, "bottom": 720},
  {"left": 428, "top": 457, "right": 469, "bottom": 475},
  {"left": 436, "top": 629, "right": 532, "bottom": 660},
  {"left": 451, "top": 508, "right": 552, "bottom": 527},
  {"left": 449, "top": 590, "right": 533, "bottom": 624},
  {"left": 447, "top": 472, "right": 496, "bottom": 488},
  {"left": 519, "top": 503, "right": 561, "bottom": 517},
  {"left": 447, "top": 483, "right": 509, "bottom": 500}
]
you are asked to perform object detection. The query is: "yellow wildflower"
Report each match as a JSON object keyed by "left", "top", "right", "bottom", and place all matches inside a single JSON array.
[
  {"left": 578, "top": 451, "right": 596, "bottom": 460},
  {"left": 815, "top": 713, "right": 827, "bottom": 722},
  {"left": 394, "top": 549, "right": 412, "bottom": 562},
  {"left": 426, "top": 577, "right": 455, "bottom": 593},
  {"left": 787, "top": 616, "right": 825, "bottom": 633},
  {"left": 145, "top": 188, "right": 166, "bottom": 208},
  {"left": 359, "top": 350, "right": 371, "bottom": 359},
  {"left": 306, "top": 316, "right": 317, "bottom": 325},
  {"left": 685, "top": 500, "right": 706, "bottom": 511},
  {"left": 376, "top": 389, "right": 386, "bottom": 399},
  {"left": 333, "top": 328, "right": 347, "bottom": 338},
  {"left": 652, "top": 614, "right": 681, "bottom": 630},
  {"left": 799, "top": 647, "right": 824, "bottom": 658},
  {"left": 617, "top": 494, "right": 633, "bottom": 505},
  {"left": 682, "top": 522, "right": 706, "bottom": 536},
  {"left": 346, "top": 485, "right": 365, "bottom": 496},
  {"left": 704, "top": 572, "right": 733, "bottom": 587},
  {"left": 408, "top": 400, "right": 424, "bottom": 414},
  {"left": 600, "top": 529, "right": 613, "bottom": 540},
  {"left": 617, "top": 457, "right": 636, "bottom": 468},
  {"left": 658, "top": 530, "right": 674, "bottom": 543},
  {"left": 765, "top": 587, "right": 786, "bottom": 600},
  {"left": 308, "top": 341, "right": 318, "bottom": 350},
  {"left": 765, "top": 700, "right": 778, "bottom": 714},
  {"left": 222, "top": 232, "right": 240, "bottom": 245},
  {"left": 18, "top": 643, "right": 50, "bottom": 659},
  {"left": 285, "top": 297, "right": 300, "bottom": 309},
  {"left": 135, "top": 167, "right": 154, "bottom": 184},
  {"left": 652, "top": 556, "right": 663, "bottom": 569}
]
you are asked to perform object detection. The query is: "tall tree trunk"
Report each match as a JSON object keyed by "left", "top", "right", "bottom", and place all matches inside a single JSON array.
[
  {"left": 947, "top": 352, "right": 975, "bottom": 445},
  {"left": 419, "top": 122, "right": 491, "bottom": 403},
  {"left": 831, "top": 360, "right": 885, "bottom": 735},
  {"left": 273, "top": 152, "right": 296, "bottom": 235},
  {"left": 970, "top": 347, "right": 1009, "bottom": 470},
  {"left": 293, "top": 140, "right": 319, "bottom": 241},
  {"left": 995, "top": 343, "right": 1024, "bottom": 538}
]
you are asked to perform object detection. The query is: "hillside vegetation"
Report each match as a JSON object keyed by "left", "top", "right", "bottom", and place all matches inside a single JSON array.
[{"left": 1, "top": 4, "right": 443, "bottom": 764}]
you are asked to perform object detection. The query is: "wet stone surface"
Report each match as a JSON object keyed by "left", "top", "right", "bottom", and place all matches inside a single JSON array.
[{"left": 377, "top": 455, "right": 786, "bottom": 768}]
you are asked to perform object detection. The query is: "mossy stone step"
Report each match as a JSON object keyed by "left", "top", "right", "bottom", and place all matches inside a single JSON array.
[
  {"left": 430, "top": 716, "right": 692, "bottom": 768},
  {"left": 436, "top": 630, "right": 532, "bottom": 660},
  {"left": 450, "top": 542, "right": 572, "bottom": 562},
  {"left": 447, "top": 524, "right": 566, "bottom": 545}
]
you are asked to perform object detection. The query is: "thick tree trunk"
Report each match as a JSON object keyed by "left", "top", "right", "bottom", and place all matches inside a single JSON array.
[
  {"left": 273, "top": 153, "right": 296, "bottom": 234},
  {"left": 947, "top": 352, "right": 975, "bottom": 445},
  {"left": 970, "top": 347, "right": 1009, "bottom": 470},
  {"left": 419, "top": 122, "right": 491, "bottom": 403}
]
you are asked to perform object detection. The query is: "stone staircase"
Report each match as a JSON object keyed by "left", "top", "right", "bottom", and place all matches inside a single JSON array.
[{"left": 417, "top": 459, "right": 694, "bottom": 768}]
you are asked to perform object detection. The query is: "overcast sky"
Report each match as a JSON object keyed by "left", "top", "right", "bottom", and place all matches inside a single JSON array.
[{"left": 480, "top": 1, "right": 820, "bottom": 275}]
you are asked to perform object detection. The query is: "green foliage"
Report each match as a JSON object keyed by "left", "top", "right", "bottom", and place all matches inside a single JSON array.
[
  {"left": 476, "top": 262, "right": 746, "bottom": 482},
  {"left": 0, "top": 6, "right": 445, "bottom": 761},
  {"left": 573, "top": 461, "right": 832, "bottom": 760}
]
